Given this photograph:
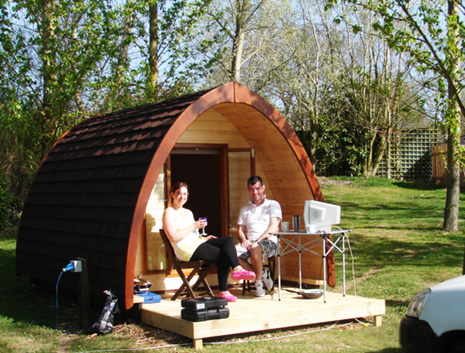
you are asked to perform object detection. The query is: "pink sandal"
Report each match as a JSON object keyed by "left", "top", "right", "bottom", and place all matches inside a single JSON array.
[
  {"left": 218, "top": 291, "right": 237, "bottom": 302},
  {"left": 231, "top": 269, "right": 256, "bottom": 281}
]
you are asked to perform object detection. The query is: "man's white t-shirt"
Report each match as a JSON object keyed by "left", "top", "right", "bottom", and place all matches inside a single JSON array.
[{"left": 236, "top": 198, "right": 282, "bottom": 255}]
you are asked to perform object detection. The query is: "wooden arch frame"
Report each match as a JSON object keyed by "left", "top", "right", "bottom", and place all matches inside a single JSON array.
[{"left": 125, "top": 82, "right": 323, "bottom": 308}]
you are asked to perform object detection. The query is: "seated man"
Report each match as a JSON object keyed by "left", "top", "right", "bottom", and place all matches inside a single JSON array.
[{"left": 236, "top": 175, "right": 282, "bottom": 297}]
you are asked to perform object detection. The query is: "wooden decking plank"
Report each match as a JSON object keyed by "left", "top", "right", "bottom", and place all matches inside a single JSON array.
[{"left": 140, "top": 290, "right": 385, "bottom": 343}]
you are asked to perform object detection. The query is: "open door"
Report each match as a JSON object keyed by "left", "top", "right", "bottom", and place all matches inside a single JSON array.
[
  {"left": 168, "top": 146, "right": 255, "bottom": 238},
  {"left": 169, "top": 146, "right": 226, "bottom": 236},
  {"left": 143, "top": 146, "right": 256, "bottom": 274}
]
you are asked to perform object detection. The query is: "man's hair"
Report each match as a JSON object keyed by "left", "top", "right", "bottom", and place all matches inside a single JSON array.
[{"left": 247, "top": 175, "right": 263, "bottom": 186}]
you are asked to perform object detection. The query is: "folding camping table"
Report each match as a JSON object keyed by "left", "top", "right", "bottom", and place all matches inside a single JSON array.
[{"left": 273, "top": 229, "right": 351, "bottom": 302}]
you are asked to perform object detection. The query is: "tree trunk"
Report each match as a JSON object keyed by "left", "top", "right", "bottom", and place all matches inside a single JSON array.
[
  {"left": 443, "top": 128, "right": 460, "bottom": 233},
  {"left": 386, "top": 138, "right": 392, "bottom": 179},
  {"left": 443, "top": 0, "right": 461, "bottom": 235},
  {"left": 363, "top": 131, "right": 387, "bottom": 177},
  {"left": 40, "top": 0, "right": 57, "bottom": 157},
  {"left": 149, "top": 1, "right": 159, "bottom": 100},
  {"left": 231, "top": 0, "right": 247, "bottom": 82},
  {"left": 104, "top": 0, "right": 134, "bottom": 109}
]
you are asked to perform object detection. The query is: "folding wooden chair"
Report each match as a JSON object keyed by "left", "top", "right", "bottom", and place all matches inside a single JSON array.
[
  {"left": 159, "top": 229, "right": 214, "bottom": 300},
  {"left": 242, "top": 255, "right": 276, "bottom": 295}
]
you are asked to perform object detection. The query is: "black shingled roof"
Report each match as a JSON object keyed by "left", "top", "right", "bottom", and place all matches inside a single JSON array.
[{"left": 16, "top": 88, "right": 213, "bottom": 308}]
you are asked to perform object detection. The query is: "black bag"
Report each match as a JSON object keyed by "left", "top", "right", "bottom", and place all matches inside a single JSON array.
[
  {"left": 181, "top": 296, "right": 228, "bottom": 311},
  {"left": 90, "top": 290, "right": 119, "bottom": 335},
  {"left": 181, "top": 307, "right": 230, "bottom": 322},
  {"left": 181, "top": 296, "right": 229, "bottom": 322}
]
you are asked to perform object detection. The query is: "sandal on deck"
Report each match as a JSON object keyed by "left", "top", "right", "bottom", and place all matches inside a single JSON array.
[
  {"left": 218, "top": 291, "right": 237, "bottom": 302},
  {"left": 231, "top": 269, "right": 256, "bottom": 281}
]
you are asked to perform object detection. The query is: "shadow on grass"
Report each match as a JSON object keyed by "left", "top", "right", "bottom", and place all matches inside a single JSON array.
[
  {"left": 386, "top": 299, "right": 410, "bottom": 308},
  {"left": 392, "top": 180, "right": 465, "bottom": 196},
  {"left": 337, "top": 204, "right": 448, "bottom": 229},
  {"left": 346, "top": 233, "right": 463, "bottom": 269},
  {"left": 338, "top": 200, "right": 445, "bottom": 215},
  {"left": 392, "top": 181, "right": 446, "bottom": 191},
  {"left": 0, "top": 242, "right": 100, "bottom": 333}
]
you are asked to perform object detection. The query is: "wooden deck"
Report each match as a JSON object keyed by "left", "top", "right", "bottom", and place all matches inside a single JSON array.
[{"left": 140, "top": 287, "right": 386, "bottom": 349}]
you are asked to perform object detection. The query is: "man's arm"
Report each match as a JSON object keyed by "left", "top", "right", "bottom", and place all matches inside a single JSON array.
[
  {"left": 257, "top": 217, "right": 281, "bottom": 242},
  {"left": 237, "top": 224, "right": 252, "bottom": 249}
]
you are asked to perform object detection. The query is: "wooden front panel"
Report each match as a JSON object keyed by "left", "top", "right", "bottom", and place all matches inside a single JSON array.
[
  {"left": 177, "top": 108, "right": 251, "bottom": 148},
  {"left": 143, "top": 171, "right": 168, "bottom": 273},
  {"left": 228, "top": 150, "right": 253, "bottom": 241},
  {"left": 142, "top": 103, "right": 326, "bottom": 286}
]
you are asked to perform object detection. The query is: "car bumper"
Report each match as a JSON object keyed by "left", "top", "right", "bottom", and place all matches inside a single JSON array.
[{"left": 400, "top": 315, "right": 438, "bottom": 353}]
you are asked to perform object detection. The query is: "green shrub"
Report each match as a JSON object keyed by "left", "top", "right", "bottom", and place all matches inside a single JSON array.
[{"left": 0, "top": 177, "right": 15, "bottom": 231}]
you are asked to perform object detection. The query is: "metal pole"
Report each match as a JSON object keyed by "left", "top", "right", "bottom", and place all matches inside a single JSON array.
[
  {"left": 277, "top": 234, "right": 281, "bottom": 301},
  {"left": 298, "top": 234, "right": 302, "bottom": 292},
  {"left": 77, "top": 257, "right": 90, "bottom": 329},
  {"left": 343, "top": 233, "right": 346, "bottom": 297},
  {"left": 323, "top": 235, "right": 326, "bottom": 303}
]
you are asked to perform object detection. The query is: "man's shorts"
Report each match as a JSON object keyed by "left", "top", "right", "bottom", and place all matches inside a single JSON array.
[{"left": 237, "top": 238, "right": 277, "bottom": 261}]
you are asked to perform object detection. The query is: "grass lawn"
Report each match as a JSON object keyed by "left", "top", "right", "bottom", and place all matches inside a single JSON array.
[{"left": 0, "top": 177, "right": 464, "bottom": 352}]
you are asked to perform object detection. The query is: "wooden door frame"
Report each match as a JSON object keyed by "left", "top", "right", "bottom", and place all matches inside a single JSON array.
[
  {"left": 167, "top": 143, "right": 229, "bottom": 237},
  {"left": 227, "top": 147, "right": 256, "bottom": 175}
]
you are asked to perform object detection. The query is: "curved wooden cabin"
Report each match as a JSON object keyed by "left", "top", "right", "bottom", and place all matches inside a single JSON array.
[{"left": 16, "top": 82, "right": 333, "bottom": 310}]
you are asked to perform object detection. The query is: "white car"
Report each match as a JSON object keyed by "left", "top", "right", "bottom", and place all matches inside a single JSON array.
[{"left": 400, "top": 275, "right": 465, "bottom": 353}]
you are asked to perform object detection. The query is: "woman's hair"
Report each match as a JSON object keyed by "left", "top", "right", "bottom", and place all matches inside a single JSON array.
[{"left": 170, "top": 182, "right": 189, "bottom": 194}]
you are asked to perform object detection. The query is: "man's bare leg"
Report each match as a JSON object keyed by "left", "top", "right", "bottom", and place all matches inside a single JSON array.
[
  {"left": 238, "top": 258, "right": 254, "bottom": 272},
  {"left": 250, "top": 244, "right": 263, "bottom": 280}
]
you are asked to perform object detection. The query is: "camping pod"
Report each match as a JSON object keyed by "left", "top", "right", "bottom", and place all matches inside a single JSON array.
[{"left": 16, "top": 82, "right": 333, "bottom": 310}]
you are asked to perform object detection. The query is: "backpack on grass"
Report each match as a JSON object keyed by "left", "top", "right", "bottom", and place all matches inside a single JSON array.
[{"left": 90, "top": 290, "right": 119, "bottom": 335}]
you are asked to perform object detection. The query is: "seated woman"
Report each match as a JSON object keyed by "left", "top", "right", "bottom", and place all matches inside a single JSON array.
[{"left": 162, "top": 182, "right": 255, "bottom": 302}]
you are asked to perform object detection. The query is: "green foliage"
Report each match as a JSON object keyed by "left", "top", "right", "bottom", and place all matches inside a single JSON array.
[
  {"left": 240, "top": 1, "right": 433, "bottom": 178},
  {"left": 114, "top": 0, "right": 216, "bottom": 100},
  {"left": 0, "top": 177, "right": 14, "bottom": 230},
  {"left": 326, "top": 0, "right": 464, "bottom": 146},
  {"left": 0, "top": 83, "right": 40, "bottom": 225},
  {"left": 0, "top": 0, "right": 216, "bottom": 214},
  {"left": 326, "top": 0, "right": 464, "bottom": 231}
]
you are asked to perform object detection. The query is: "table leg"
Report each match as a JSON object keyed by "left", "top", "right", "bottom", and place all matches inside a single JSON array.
[
  {"left": 298, "top": 234, "right": 302, "bottom": 291},
  {"left": 277, "top": 235, "right": 281, "bottom": 301},
  {"left": 323, "top": 235, "right": 327, "bottom": 303},
  {"left": 343, "top": 234, "right": 346, "bottom": 297}
]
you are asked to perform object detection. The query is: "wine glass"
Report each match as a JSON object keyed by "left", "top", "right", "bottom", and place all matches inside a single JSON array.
[{"left": 199, "top": 217, "right": 208, "bottom": 236}]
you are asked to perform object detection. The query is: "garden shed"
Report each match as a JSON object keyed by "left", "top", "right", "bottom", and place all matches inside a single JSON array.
[
  {"left": 16, "top": 82, "right": 334, "bottom": 310},
  {"left": 432, "top": 140, "right": 465, "bottom": 187}
]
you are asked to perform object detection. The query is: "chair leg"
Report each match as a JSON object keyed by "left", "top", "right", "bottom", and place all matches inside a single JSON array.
[
  {"left": 191, "top": 264, "right": 214, "bottom": 297},
  {"left": 242, "top": 280, "right": 253, "bottom": 295},
  {"left": 241, "top": 257, "right": 276, "bottom": 295},
  {"left": 269, "top": 257, "right": 276, "bottom": 290},
  {"left": 171, "top": 265, "right": 201, "bottom": 300}
]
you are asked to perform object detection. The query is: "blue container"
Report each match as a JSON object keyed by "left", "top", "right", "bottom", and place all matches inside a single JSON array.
[{"left": 135, "top": 291, "right": 161, "bottom": 303}]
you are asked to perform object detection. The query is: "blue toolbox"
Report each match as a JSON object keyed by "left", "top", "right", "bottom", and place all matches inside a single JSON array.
[{"left": 135, "top": 291, "right": 161, "bottom": 303}]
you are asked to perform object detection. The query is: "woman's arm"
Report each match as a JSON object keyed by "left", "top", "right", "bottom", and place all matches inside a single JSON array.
[{"left": 162, "top": 208, "right": 203, "bottom": 243}]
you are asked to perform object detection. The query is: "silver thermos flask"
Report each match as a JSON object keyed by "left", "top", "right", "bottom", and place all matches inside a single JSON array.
[{"left": 292, "top": 215, "right": 300, "bottom": 232}]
